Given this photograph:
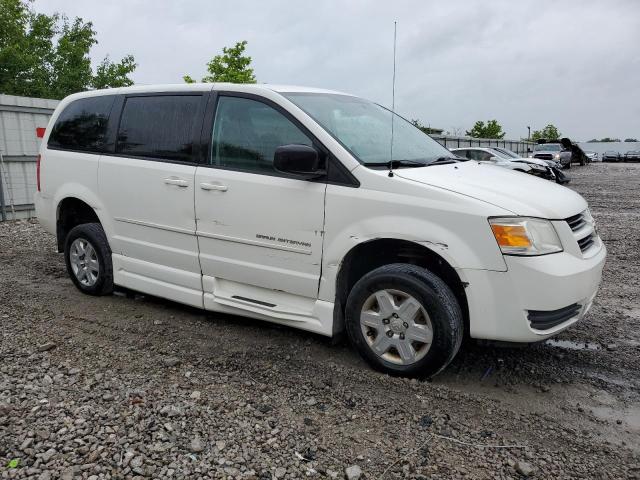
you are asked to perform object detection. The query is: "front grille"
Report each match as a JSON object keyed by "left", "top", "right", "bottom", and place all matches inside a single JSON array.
[
  {"left": 528, "top": 303, "right": 581, "bottom": 330},
  {"left": 534, "top": 154, "right": 553, "bottom": 160},
  {"left": 566, "top": 213, "right": 586, "bottom": 231},
  {"left": 577, "top": 234, "right": 595, "bottom": 251}
]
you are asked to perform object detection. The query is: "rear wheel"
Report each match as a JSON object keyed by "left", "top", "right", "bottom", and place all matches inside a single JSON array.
[
  {"left": 64, "top": 223, "right": 113, "bottom": 296},
  {"left": 345, "top": 264, "right": 463, "bottom": 378}
]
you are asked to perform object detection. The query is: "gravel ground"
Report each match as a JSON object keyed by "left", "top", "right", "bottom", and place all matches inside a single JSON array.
[{"left": 1, "top": 162, "right": 639, "bottom": 479}]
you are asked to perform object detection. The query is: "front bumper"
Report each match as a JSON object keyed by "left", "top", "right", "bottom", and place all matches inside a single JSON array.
[{"left": 461, "top": 243, "right": 606, "bottom": 342}]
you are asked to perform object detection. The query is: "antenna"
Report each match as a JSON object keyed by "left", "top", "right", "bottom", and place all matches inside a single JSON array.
[{"left": 389, "top": 21, "right": 398, "bottom": 177}]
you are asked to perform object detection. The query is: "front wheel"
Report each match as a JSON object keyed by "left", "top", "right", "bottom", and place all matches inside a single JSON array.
[
  {"left": 64, "top": 223, "right": 114, "bottom": 296},
  {"left": 345, "top": 264, "right": 463, "bottom": 378}
]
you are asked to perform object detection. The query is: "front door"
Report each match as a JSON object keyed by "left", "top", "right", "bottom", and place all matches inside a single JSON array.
[{"left": 194, "top": 94, "right": 326, "bottom": 312}]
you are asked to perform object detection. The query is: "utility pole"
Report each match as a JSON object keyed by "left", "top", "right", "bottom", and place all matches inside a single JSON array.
[{"left": 527, "top": 126, "right": 531, "bottom": 141}]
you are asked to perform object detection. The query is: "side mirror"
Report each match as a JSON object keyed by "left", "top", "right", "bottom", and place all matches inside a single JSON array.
[
  {"left": 489, "top": 156, "right": 500, "bottom": 162},
  {"left": 274, "top": 144, "right": 325, "bottom": 179}
]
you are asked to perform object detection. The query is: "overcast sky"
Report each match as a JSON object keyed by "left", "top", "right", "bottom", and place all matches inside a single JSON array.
[{"left": 36, "top": 0, "right": 640, "bottom": 141}]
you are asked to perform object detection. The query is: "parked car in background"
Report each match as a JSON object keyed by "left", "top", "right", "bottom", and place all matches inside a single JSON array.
[
  {"left": 583, "top": 150, "right": 598, "bottom": 162},
  {"left": 451, "top": 147, "right": 566, "bottom": 184},
  {"left": 489, "top": 146, "right": 569, "bottom": 184},
  {"left": 35, "top": 83, "right": 606, "bottom": 378},
  {"left": 602, "top": 151, "right": 621, "bottom": 162},
  {"left": 624, "top": 150, "right": 640, "bottom": 162},
  {"left": 532, "top": 140, "right": 588, "bottom": 168},
  {"left": 531, "top": 142, "right": 573, "bottom": 168}
]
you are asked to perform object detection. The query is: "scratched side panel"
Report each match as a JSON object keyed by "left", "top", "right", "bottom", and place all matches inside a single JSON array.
[{"left": 319, "top": 167, "right": 511, "bottom": 302}]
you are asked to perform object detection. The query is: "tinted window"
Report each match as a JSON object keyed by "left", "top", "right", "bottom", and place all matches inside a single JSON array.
[
  {"left": 211, "top": 96, "right": 313, "bottom": 174},
  {"left": 116, "top": 95, "right": 201, "bottom": 162},
  {"left": 466, "top": 149, "right": 492, "bottom": 161},
  {"left": 48, "top": 96, "right": 115, "bottom": 152}
]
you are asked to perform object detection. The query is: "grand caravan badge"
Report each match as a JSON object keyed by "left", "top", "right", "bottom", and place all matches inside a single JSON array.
[{"left": 256, "top": 233, "right": 311, "bottom": 249}]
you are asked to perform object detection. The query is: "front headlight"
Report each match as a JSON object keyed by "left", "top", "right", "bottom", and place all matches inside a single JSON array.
[
  {"left": 553, "top": 153, "right": 560, "bottom": 160},
  {"left": 489, "top": 217, "right": 563, "bottom": 256}
]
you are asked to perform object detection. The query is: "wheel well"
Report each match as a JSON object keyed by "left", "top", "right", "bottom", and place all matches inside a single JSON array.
[
  {"left": 56, "top": 198, "right": 101, "bottom": 252},
  {"left": 333, "top": 239, "right": 469, "bottom": 336}
]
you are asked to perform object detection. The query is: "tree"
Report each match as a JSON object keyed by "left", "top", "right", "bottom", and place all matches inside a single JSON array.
[
  {"left": 466, "top": 120, "right": 505, "bottom": 139},
  {"left": 624, "top": 138, "right": 638, "bottom": 142},
  {"left": 531, "top": 124, "right": 561, "bottom": 141},
  {"left": 0, "top": 0, "right": 136, "bottom": 99},
  {"left": 92, "top": 55, "right": 136, "bottom": 90},
  {"left": 410, "top": 119, "right": 443, "bottom": 135},
  {"left": 184, "top": 40, "right": 256, "bottom": 84}
]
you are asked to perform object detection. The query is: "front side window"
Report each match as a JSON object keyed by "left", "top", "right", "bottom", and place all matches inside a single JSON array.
[
  {"left": 211, "top": 96, "right": 313, "bottom": 174},
  {"left": 48, "top": 96, "right": 115, "bottom": 152},
  {"left": 467, "top": 150, "right": 492, "bottom": 161},
  {"left": 282, "top": 92, "right": 452, "bottom": 166},
  {"left": 116, "top": 95, "right": 201, "bottom": 162},
  {"left": 453, "top": 149, "right": 470, "bottom": 160}
]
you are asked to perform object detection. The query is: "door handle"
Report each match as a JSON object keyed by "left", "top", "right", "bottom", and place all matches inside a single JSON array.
[
  {"left": 164, "top": 177, "right": 189, "bottom": 187},
  {"left": 200, "top": 182, "right": 228, "bottom": 192}
]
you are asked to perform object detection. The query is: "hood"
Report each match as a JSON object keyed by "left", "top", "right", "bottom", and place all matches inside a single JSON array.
[
  {"left": 396, "top": 161, "right": 586, "bottom": 218},
  {"left": 511, "top": 157, "right": 548, "bottom": 167}
]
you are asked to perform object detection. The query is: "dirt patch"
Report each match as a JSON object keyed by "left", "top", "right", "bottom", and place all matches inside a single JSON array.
[{"left": 1, "top": 163, "right": 639, "bottom": 479}]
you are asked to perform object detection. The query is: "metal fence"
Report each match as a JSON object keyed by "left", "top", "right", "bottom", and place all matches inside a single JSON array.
[
  {"left": 430, "top": 134, "right": 536, "bottom": 157},
  {"left": 0, "top": 94, "right": 59, "bottom": 221}
]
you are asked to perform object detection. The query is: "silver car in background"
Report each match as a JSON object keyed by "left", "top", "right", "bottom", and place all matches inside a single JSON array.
[
  {"left": 450, "top": 147, "right": 567, "bottom": 183},
  {"left": 531, "top": 143, "right": 571, "bottom": 167}
]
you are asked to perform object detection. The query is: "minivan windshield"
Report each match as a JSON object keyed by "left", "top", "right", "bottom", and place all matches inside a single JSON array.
[{"left": 282, "top": 92, "right": 454, "bottom": 166}]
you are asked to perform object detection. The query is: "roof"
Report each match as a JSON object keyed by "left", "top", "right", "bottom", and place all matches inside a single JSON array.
[{"left": 60, "top": 83, "right": 354, "bottom": 101}]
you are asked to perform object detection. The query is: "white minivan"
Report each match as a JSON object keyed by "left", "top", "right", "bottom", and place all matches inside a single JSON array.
[{"left": 35, "top": 83, "right": 606, "bottom": 377}]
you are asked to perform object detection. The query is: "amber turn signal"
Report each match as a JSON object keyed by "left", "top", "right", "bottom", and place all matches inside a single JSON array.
[{"left": 490, "top": 224, "right": 532, "bottom": 248}]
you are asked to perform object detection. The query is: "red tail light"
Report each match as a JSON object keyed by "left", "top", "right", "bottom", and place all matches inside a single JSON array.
[
  {"left": 36, "top": 127, "right": 46, "bottom": 138},
  {"left": 36, "top": 154, "right": 42, "bottom": 192}
]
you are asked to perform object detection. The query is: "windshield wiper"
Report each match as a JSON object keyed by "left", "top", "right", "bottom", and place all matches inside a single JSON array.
[
  {"left": 425, "top": 156, "right": 459, "bottom": 166},
  {"left": 362, "top": 159, "right": 427, "bottom": 169}
]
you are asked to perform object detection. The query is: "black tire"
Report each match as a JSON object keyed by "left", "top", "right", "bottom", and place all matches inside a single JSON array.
[
  {"left": 345, "top": 264, "right": 463, "bottom": 378},
  {"left": 566, "top": 161, "right": 572, "bottom": 169},
  {"left": 64, "top": 223, "right": 114, "bottom": 296}
]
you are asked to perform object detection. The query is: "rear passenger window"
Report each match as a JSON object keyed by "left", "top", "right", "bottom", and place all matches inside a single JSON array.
[
  {"left": 48, "top": 96, "right": 115, "bottom": 152},
  {"left": 116, "top": 95, "right": 201, "bottom": 162}
]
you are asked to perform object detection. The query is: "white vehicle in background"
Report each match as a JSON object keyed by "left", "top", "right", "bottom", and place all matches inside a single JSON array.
[
  {"left": 490, "top": 146, "right": 570, "bottom": 184},
  {"left": 450, "top": 147, "right": 566, "bottom": 183},
  {"left": 35, "top": 83, "right": 606, "bottom": 377},
  {"left": 583, "top": 150, "right": 599, "bottom": 162}
]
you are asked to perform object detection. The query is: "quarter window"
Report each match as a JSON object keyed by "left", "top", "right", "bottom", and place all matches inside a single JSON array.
[
  {"left": 48, "top": 96, "right": 115, "bottom": 152},
  {"left": 116, "top": 95, "right": 201, "bottom": 162},
  {"left": 211, "top": 96, "right": 313, "bottom": 174}
]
